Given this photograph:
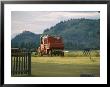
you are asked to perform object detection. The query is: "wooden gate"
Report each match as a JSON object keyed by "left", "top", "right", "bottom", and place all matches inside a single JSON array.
[{"left": 11, "top": 48, "right": 31, "bottom": 76}]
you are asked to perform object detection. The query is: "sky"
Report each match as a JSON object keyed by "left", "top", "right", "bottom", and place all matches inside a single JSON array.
[{"left": 11, "top": 11, "right": 100, "bottom": 38}]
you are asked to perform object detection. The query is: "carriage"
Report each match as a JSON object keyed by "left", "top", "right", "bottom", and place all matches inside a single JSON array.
[{"left": 38, "top": 35, "right": 64, "bottom": 56}]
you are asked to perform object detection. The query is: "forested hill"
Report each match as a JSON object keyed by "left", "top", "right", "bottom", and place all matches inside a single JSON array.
[
  {"left": 11, "top": 31, "right": 40, "bottom": 50},
  {"left": 11, "top": 19, "right": 100, "bottom": 50},
  {"left": 43, "top": 19, "right": 100, "bottom": 50}
]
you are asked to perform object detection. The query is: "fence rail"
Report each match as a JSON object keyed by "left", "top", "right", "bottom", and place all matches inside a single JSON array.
[{"left": 11, "top": 49, "right": 31, "bottom": 76}]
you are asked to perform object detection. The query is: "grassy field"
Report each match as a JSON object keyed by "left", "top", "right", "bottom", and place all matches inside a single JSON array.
[{"left": 31, "top": 56, "right": 100, "bottom": 77}]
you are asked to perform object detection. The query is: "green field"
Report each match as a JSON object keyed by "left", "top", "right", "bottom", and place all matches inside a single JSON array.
[{"left": 31, "top": 56, "right": 100, "bottom": 77}]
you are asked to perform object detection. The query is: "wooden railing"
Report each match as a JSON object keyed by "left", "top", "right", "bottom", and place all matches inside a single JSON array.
[{"left": 11, "top": 48, "right": 31, "bottom": 76}]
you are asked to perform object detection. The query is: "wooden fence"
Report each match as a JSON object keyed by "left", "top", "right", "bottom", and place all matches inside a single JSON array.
[{"left": 11, "top": 48, "right": 31, "bottom": 76}]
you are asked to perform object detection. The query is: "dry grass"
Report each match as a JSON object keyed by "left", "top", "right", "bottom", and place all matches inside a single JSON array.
[{"left": 31, "top": 56, "right": 100, "bottom": 77}]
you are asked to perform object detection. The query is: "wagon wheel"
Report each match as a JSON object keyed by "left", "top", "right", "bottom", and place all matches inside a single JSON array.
[
  {"left": 60, "top": 51, "right": 64, "bottom": 57},
  {"left": 39, "top": 52, "right": 43, "bottom": 56},
  {"left": 61, "top": 52, "right": 64, "bottom": 56},
  {"left": 49, "top": 50, "right": 52, "bottom": 57}
]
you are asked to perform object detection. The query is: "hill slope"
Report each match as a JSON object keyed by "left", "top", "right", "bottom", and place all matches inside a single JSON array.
[
  {"left": 11, "top": 31, "right": 40, "bottom": 50},
  {"left": 11, "top": 19, "right": 100, "bottom": 50},
  {"left": 43, "top": 19, "right": 100, "bottom": 50}
]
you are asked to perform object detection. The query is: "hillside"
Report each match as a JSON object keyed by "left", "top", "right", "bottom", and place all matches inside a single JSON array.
[
  {"left": 43, "top": 19, "right": 100, "bottom": 50},
  {"left": 11, "top": 31, "right": 40, "bottom": 50},
  {"left": 11, "top": 18, "right": 100, "bottom": 50}
]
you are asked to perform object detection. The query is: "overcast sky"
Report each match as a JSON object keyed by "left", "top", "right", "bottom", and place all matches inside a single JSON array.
[{"left": 11, "top": 11, "right": 100, "bottom": 38}]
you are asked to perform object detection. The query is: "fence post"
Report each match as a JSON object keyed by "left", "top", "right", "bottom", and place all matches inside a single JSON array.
[{"left": 28, "top": 52, "right": 31, "bottom": 76}]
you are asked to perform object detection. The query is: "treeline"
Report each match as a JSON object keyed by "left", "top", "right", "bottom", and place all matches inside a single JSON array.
[
  {"left": 11, "top": 31, "right": 40, "bottom": 51},
  {"left": 43, "top": 18, "right": 100, "bottom": 50},
  {"left": 11, "top": 18, "right": 100, "bottom": 51}
]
